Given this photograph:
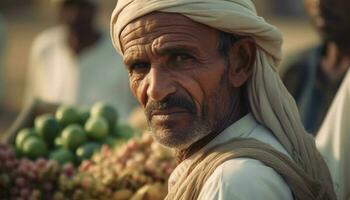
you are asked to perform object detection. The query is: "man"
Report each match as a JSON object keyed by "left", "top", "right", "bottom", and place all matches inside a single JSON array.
[
  {"left": 281, "top": 0, "right": 350, "bottom": 134},
  {"left": 110, "top": 0, "right": 336, "bottom": 199},
  {"left": 25, "top": 0, "right": 136, "bottom": 121}
]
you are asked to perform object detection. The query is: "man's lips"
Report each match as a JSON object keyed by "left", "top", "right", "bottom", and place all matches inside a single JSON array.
[{"left": 150, "top": 108, "right": 189, "bottom": 120}]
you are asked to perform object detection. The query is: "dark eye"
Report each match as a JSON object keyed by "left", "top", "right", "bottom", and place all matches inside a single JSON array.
[
  {"left": 172, "top": 53, "right": 194, "bottom": 63},
  {"left": 129, "top": 62, "right": 150, "bottom": 75}
]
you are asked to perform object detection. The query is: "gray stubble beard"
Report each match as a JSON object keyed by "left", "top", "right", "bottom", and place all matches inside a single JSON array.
[{"left": 148, "top": 117, "right": 211, "bottom": 151}]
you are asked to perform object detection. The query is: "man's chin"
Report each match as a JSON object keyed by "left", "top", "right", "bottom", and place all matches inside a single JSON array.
[
  {"left": 149, "top": 113, "right": 193, "bottom": 130},
  {"left": 150, "top": 127, "right": 209, "bottom": 150},
  {"left": 151, "top": 134, "right": 194, "bottom": 150}
]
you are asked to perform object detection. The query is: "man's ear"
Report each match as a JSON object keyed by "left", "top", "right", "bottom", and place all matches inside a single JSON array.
[{"left": 227, "top": 37, "right": 256, "bottom": 88}]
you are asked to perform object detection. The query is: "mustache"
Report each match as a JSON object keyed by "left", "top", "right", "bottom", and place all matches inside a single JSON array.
[{"left": 145, "top": 94, "right": 197, "bottom": 119}]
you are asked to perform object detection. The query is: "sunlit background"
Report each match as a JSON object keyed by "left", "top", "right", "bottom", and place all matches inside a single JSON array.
[{"left": 0, "top": 0, "right": 319, "bottom": 132}]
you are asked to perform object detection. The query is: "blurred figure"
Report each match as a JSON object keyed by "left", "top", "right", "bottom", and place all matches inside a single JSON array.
[
  {"left": 316, "top": 69, "right": 350, "bottom": 200},
  {"left": 0, "top": 14, "right": 6, "bottom": 109},
  {"left": 24, "top": 0, "right": 137, "bottom": 121},
  {"left": 270, "top": 0, "right": 304, "bottom": 17},
  {"left": 282, "top": 0, "right": 350, "bottom": 134}
]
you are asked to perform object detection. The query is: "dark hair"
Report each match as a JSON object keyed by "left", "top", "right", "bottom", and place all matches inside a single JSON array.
[
  {"left": 217, "top": 31, "right": 240, "bottom": 59},
  {"left": 319, "top": 0, "right": 350, "bottom": 54},
  {"left": 217, "top": 31, "right": 251, "bottom": 112}
]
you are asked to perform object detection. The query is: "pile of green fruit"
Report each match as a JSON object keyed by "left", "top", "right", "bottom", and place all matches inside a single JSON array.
[
  {"left": 2, "top": 102, "right": 177, "bottom": 200},
  {"left": 15, "top": 102, "right": 136, "bottom": 166}
]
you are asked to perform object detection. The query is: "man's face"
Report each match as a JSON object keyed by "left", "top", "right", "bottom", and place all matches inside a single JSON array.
[
  {"left": 304, "top": 0, "right": 323, "bottom": 28},
  {"left": 120, "top": 13, "right": 236, "bottom": 149},
  {"left": 59, "top": 2, "right": 95, "bottom": 32}
]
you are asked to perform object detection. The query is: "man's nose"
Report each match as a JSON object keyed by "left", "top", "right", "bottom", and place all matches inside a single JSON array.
[{"left": 146, "top": 68, "right": 176, "bottom": 102}]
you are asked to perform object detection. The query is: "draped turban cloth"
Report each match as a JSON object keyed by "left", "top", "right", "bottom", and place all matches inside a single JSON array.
[{"left": 110, "top": 0, "right": 336, "bottom": 199}]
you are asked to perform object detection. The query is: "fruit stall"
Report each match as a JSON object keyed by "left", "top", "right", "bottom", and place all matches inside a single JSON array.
[{"left": 0, "top": 102, "right": 176, "bottom": 200}]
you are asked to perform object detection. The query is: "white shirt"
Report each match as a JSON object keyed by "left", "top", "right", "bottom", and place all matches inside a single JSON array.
[
  {"left": 26, "top": 26, "right": 137, "bottom": 122},
  {"left": 168, "top": 114, "right": 294, "bottom": 200}
]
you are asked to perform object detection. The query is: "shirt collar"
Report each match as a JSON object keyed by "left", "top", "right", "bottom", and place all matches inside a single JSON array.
[{"left": 168, "top": 113, "right": 258, "bottom": 189}]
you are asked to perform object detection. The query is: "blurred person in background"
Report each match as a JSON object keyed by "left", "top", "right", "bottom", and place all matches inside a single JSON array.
[
  {"left": 281, "top": 0, "right": 350, "bottom": 135},
  {"left": 23, "top": 0, "right": 136, "bottom": 121},
  {"left": 0, "top": 14, "right": 6, "bottom": 110},
  {"left": 4, "top": 0, "right": 137, "bottom": 142},
  {"left": 316, "top": 68, "right": 350, "bottom": 200},
  {"left": 270, "top": 0, "right": 304, "bottom": 17}
]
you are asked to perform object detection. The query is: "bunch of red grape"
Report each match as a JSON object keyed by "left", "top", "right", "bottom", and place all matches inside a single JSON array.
[
  {"left": 0, "top": 143, "right": 77, "bottom": 200},
  {"left": 0, "top": 143, "right": 17, "bottom": 198}
]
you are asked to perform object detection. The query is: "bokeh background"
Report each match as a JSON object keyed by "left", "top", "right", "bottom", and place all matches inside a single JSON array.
[{"left": 0, "top": 0, "right": 319, "bottom": 132}]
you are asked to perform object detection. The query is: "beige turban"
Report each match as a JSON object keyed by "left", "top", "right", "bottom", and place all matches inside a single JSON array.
[
  {"left": 111, "top": 0, "right": 336, "bottom": 198},
  {"left": 317, "top": 69, "right": 350, "bottom": 200}
]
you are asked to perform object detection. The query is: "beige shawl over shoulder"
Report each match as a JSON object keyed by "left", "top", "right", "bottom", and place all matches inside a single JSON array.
[
  {"left": 110, "top": 0, "right": 336, "bottom": 199},
  {"left": 166, "top": 138, "right": 333, "bottom": 200}
]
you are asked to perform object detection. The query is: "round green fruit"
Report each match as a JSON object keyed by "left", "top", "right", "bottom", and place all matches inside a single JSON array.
[
  {"left": 49, "top": 148, "right": 75, "bottom": 165},
  {"left": 90, "top": 102, "right": 117, "bottom": 129},
  {"left": 55, "top": 105, "right": 80, "bottom": 126},
  {"left": 35, "top": 114, "right": 60, "bottom": 146},
  {"left": 22, "top": 137, "right": 47, "bottom": 160},
  {"left": 76, "top": 142, "right": 100, "bottom": 162},
  {"left": 113, "top": 124, "right": 135, "bottom": 139},
  {"left": 84, "top": 117, "right": 109, "bottom": 141},
  {"left": 61, "top": 124, "right": 86, "bottom": 150},
  {"left": 15, "top": 128, "right": 37, "bottom": 150},
  {"left": 78, "top": 109, "right": 90, "bottom": 126},
  {"left": 54, "top": 137, "right": 63, "bottom": 147}
]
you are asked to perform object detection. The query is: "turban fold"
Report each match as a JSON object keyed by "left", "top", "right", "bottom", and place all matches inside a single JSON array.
[{"left": 111, "top": 0, "right": 336, "bottom": 198}]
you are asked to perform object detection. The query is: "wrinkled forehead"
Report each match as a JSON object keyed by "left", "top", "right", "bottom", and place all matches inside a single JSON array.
[
  {"left": 121, "top": 12, "right": 191, "bottom": 35},
  {"left": 119, "top": 12, "right": 220, "bottom": 54}
]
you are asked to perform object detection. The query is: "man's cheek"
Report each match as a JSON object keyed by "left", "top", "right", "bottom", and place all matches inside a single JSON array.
[
  {"left": 134, "top": 79, "right": 149, "bottom": 107},
  {"left": 129, "top": 79, "right": 142, "bottom": 103}
]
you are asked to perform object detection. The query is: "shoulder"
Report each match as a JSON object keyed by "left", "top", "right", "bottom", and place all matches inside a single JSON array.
[
  {"left": 30, "top": 26, "right": 66, "bottom": 55},
  {"left": 249, "top": 125, "right": 292, "bottom": 159},
  {"left": 280, "top": 45, "right": 323, "bottom": 81},
  {"left": 198, "top": 158, "right": 293, "bottom": 200},
  {"left": 88, "top": 31, "right": 125, "bottom": 67},
  {"left": 281, "top": 45, "right": 322, "bottom": 75}
]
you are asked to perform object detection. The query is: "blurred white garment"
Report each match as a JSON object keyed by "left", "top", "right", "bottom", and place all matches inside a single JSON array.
[
  {"left": 26, "top": 26, "right": 137, "bottom": 122},
  {"left": 317, "top": 69, "right": 350, "bottom": 200}
]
